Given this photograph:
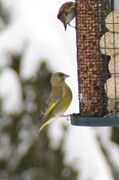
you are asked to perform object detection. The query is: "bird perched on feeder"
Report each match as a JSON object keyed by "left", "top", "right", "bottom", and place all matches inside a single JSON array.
[
  {"left": 57, "top": 2, "right": 76, "bottom": 30},
  {"left": 38, "top": 72, "right": 72, "bottom": 133}
]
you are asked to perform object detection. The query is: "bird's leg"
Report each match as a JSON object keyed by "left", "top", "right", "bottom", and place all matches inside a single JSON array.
[
  {"left": 68, "top": 23, "right": 76, "bottom": 29},
  {"left": 61, "top": 114, "right": 72, "bottom": 120},
  {"left": 61, "top": 114, "right": 72, "bottom": 117}
]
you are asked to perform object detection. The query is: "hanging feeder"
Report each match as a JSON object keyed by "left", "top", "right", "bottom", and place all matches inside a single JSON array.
[{"left": 71, "top": 0, "right": 119, "bottom": 126}]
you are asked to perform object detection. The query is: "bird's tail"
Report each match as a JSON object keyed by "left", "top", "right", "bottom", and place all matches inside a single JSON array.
[{"left": 37, "top": 118, "right": 54, "bottom": 134}]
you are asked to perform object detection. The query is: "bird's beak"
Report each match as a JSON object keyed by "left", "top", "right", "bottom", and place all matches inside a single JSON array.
[
  {"left": 63, "top": 23, "right": 67, "bottom": 30},
  {"left": 64, "top": 74, "right": 69, "bottom": 79}
]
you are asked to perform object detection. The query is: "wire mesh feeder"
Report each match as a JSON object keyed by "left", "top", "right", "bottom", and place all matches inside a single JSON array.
[{"left": 71, "top": 0, "right": 119, "bottom": 126}]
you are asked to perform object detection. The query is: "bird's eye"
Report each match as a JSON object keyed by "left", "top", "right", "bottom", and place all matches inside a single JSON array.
[{"left": 59, "top": 73, "right": 63, "bottom": 76}]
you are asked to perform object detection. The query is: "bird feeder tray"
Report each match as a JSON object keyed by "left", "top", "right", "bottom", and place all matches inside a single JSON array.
[{"left": 71, "top": 114, "right": 119, "bottom": 126}]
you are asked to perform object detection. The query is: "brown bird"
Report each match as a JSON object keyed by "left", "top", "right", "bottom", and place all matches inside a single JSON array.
[{"left": 57, "top": 2, "right": 76, "bottom": 30}]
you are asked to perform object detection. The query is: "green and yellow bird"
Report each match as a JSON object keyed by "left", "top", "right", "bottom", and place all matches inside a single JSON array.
[{"left": 38, "top": 72, "right": 72, "bottom": 133}]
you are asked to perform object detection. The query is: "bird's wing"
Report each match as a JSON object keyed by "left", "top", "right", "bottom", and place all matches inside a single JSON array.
[
  {"left": 37, "top": 87, "right": 64, "bottom": 132},
  {"left": 38, "top": 100, "right": 59, "bottom": 133},
  {"left": 44, "top": 100, "right": 59, "bottom": 116},
  {"left": 57, "top": 2, "right": 75, "bottom": 19},
  {"left": 47, "top": 85, "right": 64, "bottom": 108},
  {"left": 39, "top": 87, "right": 64, "bottom": 120},
  {"left": 38, "top": 95, "right": 62, "bottom": 133},
  {"left": 43, "top": 97, "right": 62, "bottom": 117}
]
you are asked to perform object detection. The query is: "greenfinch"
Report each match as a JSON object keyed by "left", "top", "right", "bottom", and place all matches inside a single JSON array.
[{"left": 38, "top": 72, "right": 72, "bottom": 133}]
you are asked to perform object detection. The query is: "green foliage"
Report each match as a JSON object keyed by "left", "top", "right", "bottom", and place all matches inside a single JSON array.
[
  {"left": 0, "top": 53, "right": 78, "bottom": 180},
  {"left": 0, "top": 0, "right": 11, "bottom": 30},
  {"left": 0, "top": 3, "right": 78, "bottom": 177},
  {"left": 111, "top": 127, "right": 119, "bottom": 145}
]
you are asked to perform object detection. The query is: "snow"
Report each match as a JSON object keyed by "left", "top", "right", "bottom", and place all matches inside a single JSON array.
[
  {"left": 63, "top": 127, "right": 114, "bottom": 180},
  {"left": 95, "top": 127, "right": 119, "bottom": 172},
  {"left": 0, "top": 67, "right": 24, "bottom": 114},
  {"left": 0, "top": 0, "right": 119, "bottom": 179},
  {"left": 48, "top": 120, "right": 115, "bottom": 180}
]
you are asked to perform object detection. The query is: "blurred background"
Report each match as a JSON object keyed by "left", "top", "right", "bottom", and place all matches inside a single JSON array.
[{"left": 0, "top": 0, "right": 119, "bottom": 179}]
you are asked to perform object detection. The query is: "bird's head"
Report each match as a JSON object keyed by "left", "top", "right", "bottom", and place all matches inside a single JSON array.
[{"left": 51, "top": 72, "right": 69, "bottom": 86}]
